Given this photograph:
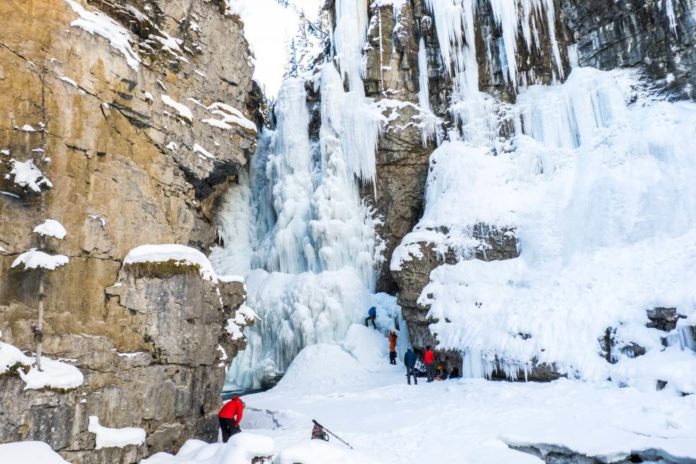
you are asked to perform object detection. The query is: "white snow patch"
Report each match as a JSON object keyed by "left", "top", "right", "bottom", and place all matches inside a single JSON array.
[
  {"left": 58, "top": 76, "right": 78, "bottom": 88},
  {"left": 11, "top": 249, "right": 69, "bottom": 271},
  {"left": 64, "top": 0, "right": 140, "bottom": 71},
  {"left": 123, "top": 244, "right": 218, "bottom": 281},
  {"left": 8, "top": 159, "right": 52, "bottom": 192},
  {"left": 193, "top": 143, "right": 214, "bottom": 159},
  {"left": 33, "top": 219, "right": 68, "bottom": 240},
  {"left": 142, "top": 433, "right": 273, "bottom": 464},
  {"left": 88, "top": 416, "right": 146, "bottom": 450},
  {"left": 21, "top": 358, "right": 84, "bottom": 390},
  {"left": 0, "top": 341, "right": 83, "bottom": 390},
  {"left": 0, "top": 442, "right": 71, "bottom": 464},
  {"left": 161, "top": 95, "right": 193, "bottom": 123}
]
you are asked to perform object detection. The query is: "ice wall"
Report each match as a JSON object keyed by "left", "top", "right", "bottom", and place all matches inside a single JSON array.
[
  {"left": 397, "top": 66, "right": 696, "bottom": 390},
  {"left": 219, "top": 48, "right": 386, "bottom": 388}
]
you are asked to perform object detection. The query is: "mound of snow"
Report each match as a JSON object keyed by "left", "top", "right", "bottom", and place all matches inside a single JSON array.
[
  {"left": 142, "top": 433, "right": 273, "bottom": 464},
  {"left": 274, "top": 344, "right": 371, "bottom": 394},
  {"left": 341, "top": 324, "right": 389, "bottom": 371},
  {"left": 0, "top": 442, "right": 71, "bottom": 464},
  {"left": 11, "top": 249, "right": 69, "bottom": 271},
  {"left": 0, "top": 341, "right": 30, "bottom": 372},
  {"left": 33, "top": 219, "right": 67, "bottom": 240},
  {"left": 123, "top": 244, "right": 217, "bottom": 281},
  {"left": 276, "top": 440, "right": 378, "bottom": 464},
  {"left": 88, "top": 416, "right": 145, "bottom": 450}
]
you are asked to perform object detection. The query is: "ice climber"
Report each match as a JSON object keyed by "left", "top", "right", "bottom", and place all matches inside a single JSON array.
[
  {"left": 219, "top": 396, "right": 245, "bottom": 442},
  {"left": 424, "top": 345, "right": 435, "bottom": 382},
  {"left": 404, "top": 348, "right": 417, "bottom": 385},
  {"left": 364, "top": 306, "right": 377, "bottom": 329},
  {"left": 389, "top": 330, "right": 398, "bottom": 365}
]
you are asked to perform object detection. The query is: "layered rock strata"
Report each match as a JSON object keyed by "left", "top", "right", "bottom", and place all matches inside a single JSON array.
[{"left": 0, "top": 0, "right": 257, "bottom": 461}]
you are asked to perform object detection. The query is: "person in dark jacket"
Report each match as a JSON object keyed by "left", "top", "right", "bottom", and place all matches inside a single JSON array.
[
  {"left": 219, "top": 396, "right": 244, "bottom": 442},
  {"left": 388, "top": 330, "right": 398, "bottom": 365},
  {"left": 424, "top": 346, "right": 435, "bottom": 382},
  {"left": 404, "top": 348, "right": 417, "bottom": 385},
  {"left": 364, "top": 306, "right": 377, "bottom": 329}
]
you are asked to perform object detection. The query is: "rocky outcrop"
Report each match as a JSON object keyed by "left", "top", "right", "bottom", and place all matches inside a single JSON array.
[
  {"left": 561, "top": 0, "right": 696, "bottom": 99},
  {"left": 392, "top": 226, "right": 519, "bottom": 351},
  {"left": 0, "top": 0, "right": 257, "bottom": 461}
]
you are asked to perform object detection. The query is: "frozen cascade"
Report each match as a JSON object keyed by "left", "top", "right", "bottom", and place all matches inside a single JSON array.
[
  {"left": 424, "top": 0, "right": 564, "bottom": 144},
  {"left": 395, "top": 67, "right": 696, "bottom": 389},
  {"left": 220, "top": 63, "right": 387, "bottom": 391},
  {"left": 334, "top": 0, "right": 370, "bottom": 93}
]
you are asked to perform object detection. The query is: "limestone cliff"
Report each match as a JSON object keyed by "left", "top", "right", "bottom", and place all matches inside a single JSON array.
[{"left": 0, "top": 0, "right": 257, "bottom": 462}]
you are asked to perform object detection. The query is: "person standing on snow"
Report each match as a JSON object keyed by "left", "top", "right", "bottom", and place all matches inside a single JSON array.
[
  {"left": 219, "top": 396, "right": 245, "bottom": 442},
  {"left": 424, "top": 345, "right": 435, "bottom": 382},
  {"left": 404, "top": 348, "right": 417, "bottom": 385},
  {"left": 364, "top": 306, "right": 377, "bottom": 329},
  {"left": 388, "top": 330, "right": 398, "bottom": 365}
]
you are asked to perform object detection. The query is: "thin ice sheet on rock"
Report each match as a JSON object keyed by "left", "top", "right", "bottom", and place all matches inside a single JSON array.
[{"left": 123, "top": 244, "right": 218, "bottom": 281}]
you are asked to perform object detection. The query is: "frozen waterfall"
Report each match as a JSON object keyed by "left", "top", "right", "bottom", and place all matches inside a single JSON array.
[{"left": 213, "top": 62, "right": 391, "bottom": 391}]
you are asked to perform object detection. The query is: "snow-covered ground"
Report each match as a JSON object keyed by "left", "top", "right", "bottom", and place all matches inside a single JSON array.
[{"left": 142, "top": 325, "right": 696, "bottom": 464}]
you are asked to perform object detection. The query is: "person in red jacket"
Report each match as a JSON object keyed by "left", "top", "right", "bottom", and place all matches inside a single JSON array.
[
  {"left": 219, "top": 396, "right": 245, "bottom": 443},
  {"left": 424, "top": 345, "right": 435, "bottom": 382}
]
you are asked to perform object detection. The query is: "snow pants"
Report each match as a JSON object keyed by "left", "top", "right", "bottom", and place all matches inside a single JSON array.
[
  {"left": 389, "top": 351, "right": 397, "bottom": 365},
  {"left": 219, "top": 417, "right": 240, "bottom": 443},
  {"left": 406, "top": 366, "right": 418, "bottom": 385},
  {"left": 364, "top": 315, "right": 376, "bottom": 329},
  {"left": 426, "top": 363, "right": 435, "bottom": 382}
]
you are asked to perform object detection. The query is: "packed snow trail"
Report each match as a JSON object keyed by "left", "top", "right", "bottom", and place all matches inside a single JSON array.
[{"left": 143, "top": 327, "right": 696, "bottom": 464}]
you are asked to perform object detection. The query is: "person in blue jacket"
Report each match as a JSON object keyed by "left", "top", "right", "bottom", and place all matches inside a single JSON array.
[
  {"left": 404, "top": 348, "right": 417, "bottom": 385},
  {"left": 364, "top": 306, "right": 377, "bottom": 329}
]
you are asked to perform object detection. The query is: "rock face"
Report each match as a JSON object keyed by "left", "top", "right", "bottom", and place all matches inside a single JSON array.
[
  {"left": 561, "top": 0, "right": 696, "bottom": 100},
  {"left": 392, "top": 226, "right": 519, "bottom": 351},
  {"left": 0, "top": 0, "right": 257, "bottom": 461}
]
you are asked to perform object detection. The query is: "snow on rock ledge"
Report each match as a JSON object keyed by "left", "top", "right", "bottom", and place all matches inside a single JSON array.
[
  {"left": 123, "top": 244, "right": 218, "bottom": 281},
  {"left": 0, "top": 341, "right": 84, "bottom": 390},
  {"left": 64, "top": 0, "right": 140, "bottom": 70},
  {"left": 33, "top": 219, "right": 68, "bottom": 240},
  {"left": 88, "top": 416, "right": 146, "bottom": 450},
  {"left": 11, "top": 249, "right": 69, "bottom": 271},
  {"left": 8, "top": 159, "right": 52, "bottom": 193}
]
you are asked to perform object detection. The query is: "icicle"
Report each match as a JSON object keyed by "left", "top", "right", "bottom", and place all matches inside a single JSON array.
[
  {"left": 334, "top": 0, "right": 370, "bottom": 92},
  {"left": 663, "top": 0, "right": 678, "bottom": 34}
]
